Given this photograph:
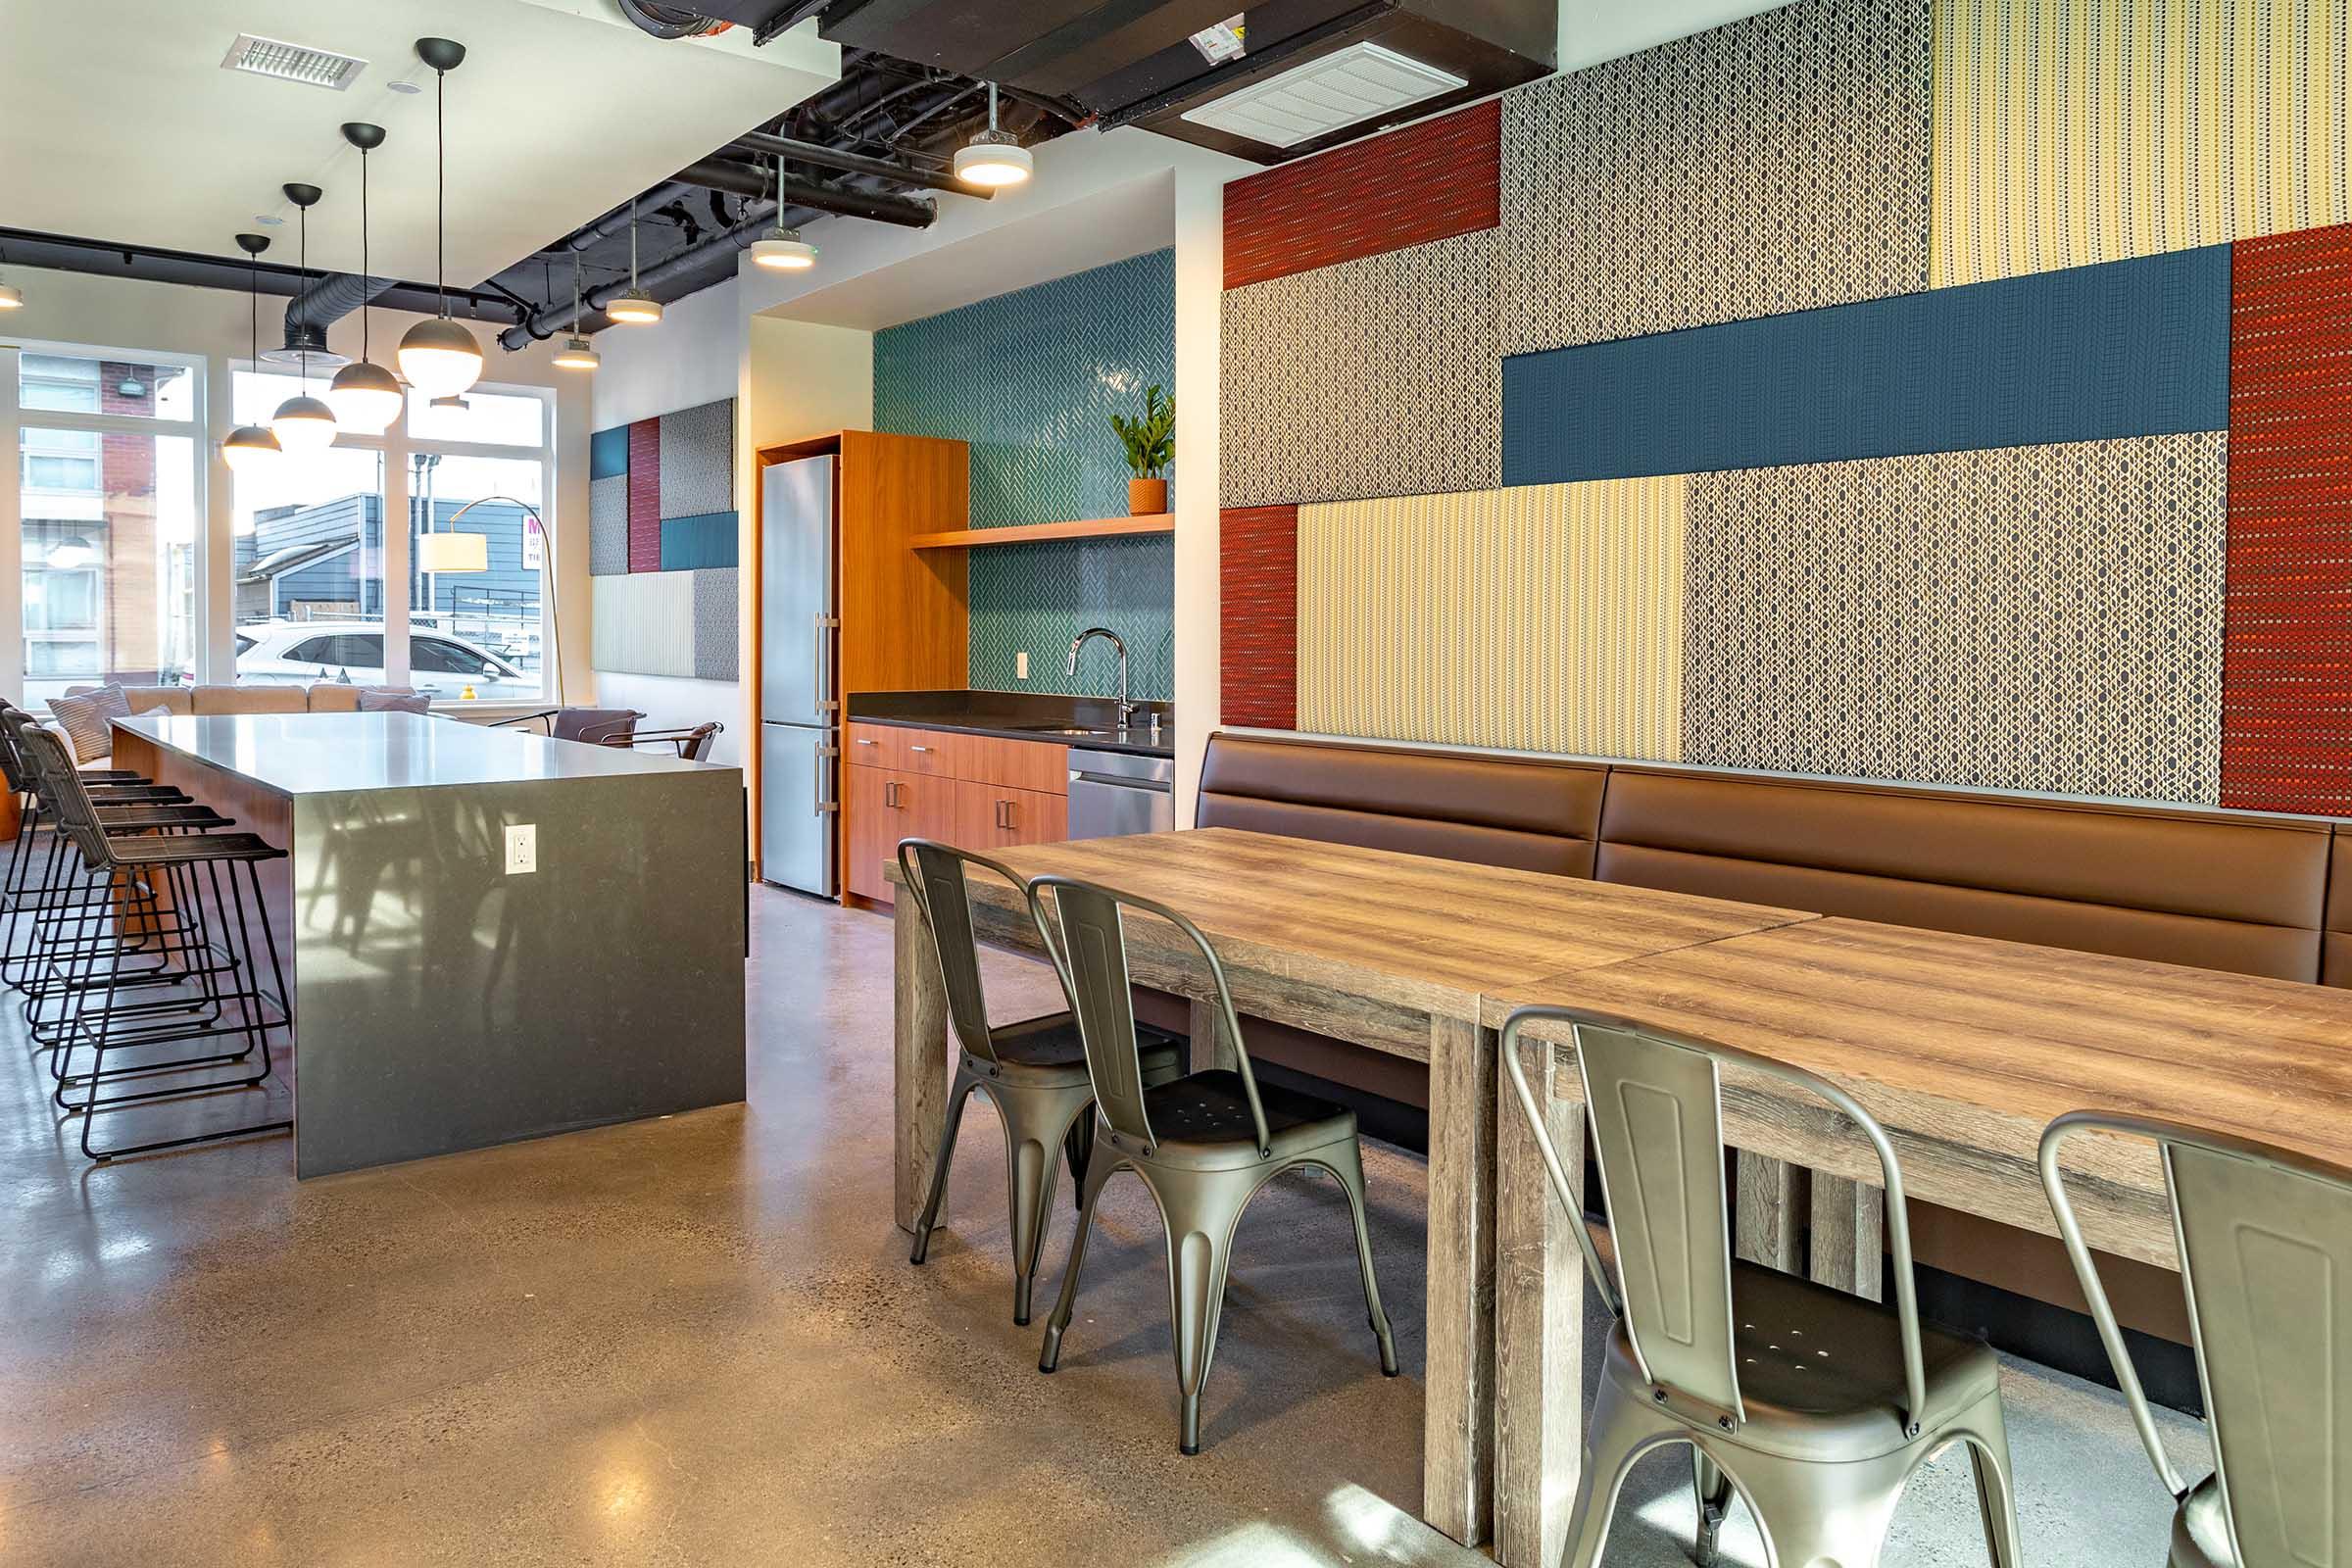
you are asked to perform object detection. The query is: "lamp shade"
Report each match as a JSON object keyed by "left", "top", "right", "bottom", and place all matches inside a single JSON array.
[
  {"left": 607, "top": 289, "right": 662, "bottom": 325},
  {"left": 552, "top": 335, "right": 600, "bottom": 371},
  {"left": 954, "top": 130, "right": 1032, "bottom": 188},
  {"left": 45, "top": 537, "right": 97, "bottom": 570},
  {"left": 397, "top": 316, "right": 483, "bottom": 399},
  {"left": 751, "top": 230, "right": 817, "bottom": 270},
  {"left": 417, "top": 530, "right": 488, "bottom": 573},
  {"left": 220, "top": 423, "right": 282, "bottom": 472},
  {"left": 270, "top": 394, "right": 338, "bottom": 456},
  {"left": 325, "top": 359, "right": 404, "bottom": 433}
]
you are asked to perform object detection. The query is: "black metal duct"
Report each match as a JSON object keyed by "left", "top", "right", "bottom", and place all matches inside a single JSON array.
[
  {"left": 672, "top": 157, "right": 936, "bottom": 226},
  {"left": 494, "top": 200, "right": 783, "bottom": 352},
  {"left": 0, "top": 227, "right": 517, "bottom": 323},
  {"left": 728, "top": 129, "right": 989, "bottom": 199}
]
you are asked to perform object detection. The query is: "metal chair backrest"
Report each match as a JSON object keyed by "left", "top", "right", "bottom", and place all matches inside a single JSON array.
[
  {"left": 1026, "top": 873, "right": 1270, "bottom": 1157},
  {"left": 553, "top": 707, "right": 642, "bottom": 746},
  {"left": 0, "top": 703, "right": 31, "bottom": 796},
  {"left": 1502, "top": 1004, "right": 1930, "bottom": 1434},
  {"left": 10, "top": 719, "right": 111, "bottom": 869},
  {"left": 675, "top": 721, "right": 721, "bottom": 761},
  {"left": 895, "top": 838, "right": 1034, "bottom": 1064},
  {"left": 2041, "top": 1113, "right": 2352, "bottom": 1567}
]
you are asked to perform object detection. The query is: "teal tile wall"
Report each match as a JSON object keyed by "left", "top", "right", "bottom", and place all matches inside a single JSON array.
[{"left": 874, "top": 248, "right": 1175, "bottom": 698}]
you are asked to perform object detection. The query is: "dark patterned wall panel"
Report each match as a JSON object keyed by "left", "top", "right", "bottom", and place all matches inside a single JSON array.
[
  {"left": 692, "top": 566, "right": 740, "bottom": 682},
  {"left": 1219, "top": 506, "right": 1298, "bottom": 729},
  {"left": 2223, "top": 222, "right": 2352, "bottom": 815},
  {"left": 589, "top": 474, "right": 628, "bottom": 577},
  {"left": 1223, "top": 101, "right": 1500, "bottom": 290},
  {"left": 657, "top": 399, "right": 734, "bottom": 518},
  {"left": 1500, "top": 0, "right": 1931, "bottom": 355},
  {"left": 1222, "top": 229, "right": 1500, "bottom": 507},
  {"left": 625, "top": 419, "right": 662, "bottom": 573},
  {"left": 1684, "top": 434, "right": 2228, "bottom": 804}
]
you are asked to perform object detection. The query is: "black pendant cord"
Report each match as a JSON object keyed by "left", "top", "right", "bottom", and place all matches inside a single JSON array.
[
  {"left": 435, "top": 65, "right": 448, "bottom": 318},
  {"left": 359, "top": 144, "right": 370, "bottom": 361},
  {"left": 297, "top": 203, "right": 309, "bottom": 387},
  {"left": 247, "top": 255, "right": 259, "bottom": 365}
]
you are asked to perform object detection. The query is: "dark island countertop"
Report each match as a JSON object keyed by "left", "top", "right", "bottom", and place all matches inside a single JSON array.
[{"left": 847, "top": 690, "right": 1174, "bottom": 759}]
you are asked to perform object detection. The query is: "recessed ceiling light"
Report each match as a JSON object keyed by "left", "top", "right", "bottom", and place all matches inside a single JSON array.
[
  {"left": 255, "top": 215, "right": 284, "bottom": 226},
  {"left": 387, "top": 78, "right": 422, "bottom": 95}
]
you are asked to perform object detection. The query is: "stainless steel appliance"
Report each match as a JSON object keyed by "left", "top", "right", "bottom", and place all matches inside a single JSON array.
[
  {"left": 1066, "top": 748, "right": 1174, "bottom": 840},
  {"left": 758, "top": 455, "right": 838, "bottom": 896}
]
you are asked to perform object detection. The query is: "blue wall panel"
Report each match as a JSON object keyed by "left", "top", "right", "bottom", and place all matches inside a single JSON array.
[
  {"left": 589, "top": 425, "right": 630, "bottom": 481},
  {"left": 1501, "top": 243, "right": 2230, "bottom": 486},
  {"left": 658, "top": 511, "right": 738, "bottom": 571}
]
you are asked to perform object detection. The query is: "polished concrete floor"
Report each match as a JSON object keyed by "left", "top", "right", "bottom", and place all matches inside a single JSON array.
[{"left": 0, "top": 886, "right": 2206, "bottom": 1565}]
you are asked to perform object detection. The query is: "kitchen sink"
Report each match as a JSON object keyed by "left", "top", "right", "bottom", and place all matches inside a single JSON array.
[{"left": 1006, "top": 723, "right": 1113, "bottom": 737}]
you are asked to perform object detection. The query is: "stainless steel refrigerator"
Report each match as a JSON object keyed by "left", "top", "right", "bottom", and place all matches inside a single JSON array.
[{"left": 759, "top": 455, "right": 839, "bottom": 896}]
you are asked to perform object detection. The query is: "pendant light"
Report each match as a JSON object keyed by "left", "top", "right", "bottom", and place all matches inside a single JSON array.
[
  {"left": 552, "top": 253, "right": 599, "bottom": 370},
  {"left": 396, "top": 38, "right": 485, "bottom": 399},
  {"left": 221, "top": 232, "right": 282, "bottom": 473},
  {"left": 750, "top": 150, "right": 817, "bottom": 271},
  {"left": 607, "top": 197, "right": 662, "bottom": 324},
  {"left": 270, "top": 184, "right": 338, "bottom": 457},
  {"left": 326, "top": 122, "right": 404, "bottom": 433},
  {"left": 955, "top": 83, "right": 1033, "bottom": 188},
  {"left": 0, "top": 246, "right": 23, "bottom": 312}
]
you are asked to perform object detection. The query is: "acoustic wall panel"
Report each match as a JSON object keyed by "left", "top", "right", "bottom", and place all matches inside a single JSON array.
[
  {"left": 592, "top": 570, "right": 697, "bottom": 678},
  {"left": 1683, "top": 433, "right": 2228, "bottom": 803},
  {"left": 1222, "top": 229, "right": 1500, "bottom": 508},
  {"left": 658, "top": 512, "right": 738, "bottom": 571},
  {"left": 2223, "top": 221, "right": 2352, "bottom": 815},
  {"left": 1297, "top": 479, "right": 1686, "bottom": 759},
  {"left": 656, "top": 399, "right": 735, "bottom": 518},
  {"left": 1502, "top": 243, "right": 2230, "bottom": 486},
  {"left": 589, "top": 425, "right": 629, "bottom": 482},
  {"left": 1932, "top": 0, "right": 2352, "bottom": 289},
  {"left": 589, "top": 474, "right": 628, "bottom": 577},
  {"left": 692, "top": 566, "right": 740, "bottom": 683},
  {"left": 625, "top": 418, "right": 662, "bottom": 573},
  {"left": 1220, "top": 505, "right": 1299, "bottom": 730},
  {"left": 1498, "top": 0, "right": 1932, "bottom": 356},
  {"left": 1223, "top": 101, "right": 1499, "bottom": 290}
]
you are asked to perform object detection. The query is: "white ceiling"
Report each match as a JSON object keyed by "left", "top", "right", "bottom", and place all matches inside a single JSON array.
[
  {"left": 1556, "top": 0, "right": 1793, "bottom": 71},
  {"left": 0, "top": 0, "right": 837, "bottom": 285}
]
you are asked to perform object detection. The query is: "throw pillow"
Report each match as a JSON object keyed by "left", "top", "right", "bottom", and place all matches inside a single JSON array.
[
  {"left": 48, "top": 686, "right": 128, "bottom": 762},
  {"left": 358, "top": 690, "right": 432, "bottom": 716}
]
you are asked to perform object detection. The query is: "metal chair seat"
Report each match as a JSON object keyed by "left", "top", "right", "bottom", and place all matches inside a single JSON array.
[
  {"left": 94, "top": 805, "right": 230, "bottom": 831},
  {"left": 106, "top": 831, "right": 282, "bottom": 865},
  {"left": 1127, "top": 1068, "right": 1359, "bottom": 1171},
  {"left": 983, "top": 1012, "right": 1183, "bottom": 1083},
  {"left": 1594, "top": 1262, "right": 2000, "bottom": 1464}
]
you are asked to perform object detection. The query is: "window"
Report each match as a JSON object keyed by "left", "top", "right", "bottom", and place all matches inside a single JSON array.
[{"left": 21, "top": 353, "right": 194, "bottom": 420}]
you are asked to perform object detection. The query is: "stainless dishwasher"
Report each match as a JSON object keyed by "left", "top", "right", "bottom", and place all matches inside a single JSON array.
[{"left": 1066, "top": 748, "right": 1174, "bottom": 838}]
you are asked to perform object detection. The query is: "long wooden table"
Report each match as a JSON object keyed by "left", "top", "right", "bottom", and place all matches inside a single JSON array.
[
  {"left": 1486, "top": 916, "right": 2352, "bottom": 1567},
  {"left": 888, "top": 827, "right": 1812, "bottom": 1547}
]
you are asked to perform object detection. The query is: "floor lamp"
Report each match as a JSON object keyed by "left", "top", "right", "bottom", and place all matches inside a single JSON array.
[{"left": 427, "top": 494, "right": 564, "bottom": 705}]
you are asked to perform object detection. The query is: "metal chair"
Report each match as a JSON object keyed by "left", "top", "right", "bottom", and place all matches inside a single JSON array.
[
  {"left": 494, "top": 707, "right": 643, "bottom": 746},
  {"left": 615, "top": 721, "right": 722, "bottom": 761},
  {"left": 2041, "top": 1112, "right": 2352, "bottom": 1568},
  {"left": 1500, "top": 1004, "right": 2020, "bottom": 1568},
  {"left": 900, "top": 839, "right": 1185, "bottom": 1324},
  {"left": 1027, "top": 872, "right": 1398, "bottom": 1454}
]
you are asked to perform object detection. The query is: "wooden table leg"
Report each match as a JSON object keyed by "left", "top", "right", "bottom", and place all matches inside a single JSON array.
[
  {"left": 894, "top": 887, "right": 951, "bottom": 1234},
  {"left": 1735, "top": 1152, "right": 1804, "bottom": 1271},
  {"left": 1494, "top": 1031, "right": 1588, "bottom": 1568},
  {"left": 1424, "top": 1013, "right": 1496, "bottom": 1546},
  {"left": 1808, "top": 1173, "right": 1886, "bottom": 1301}
]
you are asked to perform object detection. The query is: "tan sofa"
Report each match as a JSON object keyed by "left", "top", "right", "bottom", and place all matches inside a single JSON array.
[{"left": 61, "top": 682, "right": 416, "bottom": 760}]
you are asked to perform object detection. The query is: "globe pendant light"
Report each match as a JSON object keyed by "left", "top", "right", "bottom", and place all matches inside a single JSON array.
[
  {"left": 750, "top": 149, "right": 818, "bottom": 271},
  {"left": 552, "top": 252, "right": 598, "bottom": 369},
  {"left": 270, "top": 184, "right": 338, "bottom": 457},
  {"left": 396, "top": 38, "right": 485, "bottom": 399},
  {"left": 955, "top": 82, "right": 1033, "bottom": 188},
  {"left": 607, "top": 197, "right": 662, "bottom": 324},
  {"left": 326, "top": 122, "right": 403, "bottom": 434},
  {"left": 220, "top": 232, "right": 282, "bottom": 474}
]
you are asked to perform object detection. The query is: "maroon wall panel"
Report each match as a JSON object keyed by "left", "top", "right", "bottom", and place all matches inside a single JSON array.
[
  {"left": 1222, "top": 100, "right": 1501, "bottom": 291},
  {"left": 1220, "top": 505, "right": 1299, "bottom": 729},
  {"left": 2223, "top": 220, "right": 2352, "bottom": 815},
  {"left": 626, "top": 417, "right": 662, "bottom": 573}
]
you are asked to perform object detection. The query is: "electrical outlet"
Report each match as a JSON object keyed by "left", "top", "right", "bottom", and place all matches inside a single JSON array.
[
  {"left": 504, "top": 823, "right": 537, "bottom": 875},
  {"left": 1016, "top": 651, "right": 1028, "bottom": 681}
]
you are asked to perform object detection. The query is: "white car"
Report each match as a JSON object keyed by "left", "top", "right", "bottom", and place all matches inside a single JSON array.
[{"left": 220, "top": 621, "right": 538, "bottom": 701}]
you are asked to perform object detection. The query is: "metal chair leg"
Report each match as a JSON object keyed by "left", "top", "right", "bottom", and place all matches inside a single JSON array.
[
  {"left": 1961, "top": 1391, "right": 2024, "bottom": 1568},
  {"left": 997, "top": 1084, "right": 1093, "bottom": 1326},
  {"left": 1147, "top": 1163, "right": 1257, "bottom": 1455},
  {"left": 908, "top": 1069, "right": 977, "bottom": 1266},
  {"left": 1562, "top": 1375, "right": 1672, "bottom": 1568},
  {"left": 1323, "top": 1141, "right": 1399, "bottom": 1376},
  {"left": 1692, "top": 1449, "right": 1737, "bottom": 1568},
  {"left": 1040, "top": 1141, "right": 1119, "bottom": 1375},
  {"left": 1730, "top": 1440, "right": 1911, "bottom": 1568}
]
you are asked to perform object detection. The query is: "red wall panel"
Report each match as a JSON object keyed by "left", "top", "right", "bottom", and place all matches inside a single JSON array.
[
  {"left": 626, "top": 418, "right": 662, "bottom": 573},
  {"left": 2223, "top": 221, "right": 2352, "bottom": 814},
  {"left": 1220, "top": 505, "right": 1299, "bottom": 730},
  {"left": 1222, "top": 101, "right": 1501, "bottom": 291}
]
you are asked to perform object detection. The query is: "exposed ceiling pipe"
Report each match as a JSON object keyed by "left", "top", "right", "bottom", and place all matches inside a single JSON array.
[
  {"left": 729, "top": 129, "right": 989, "bottom": 199},
  {"left": 672, "top": 157, "right": 936, "bottom": 226},
  {"left": 551, "top": 180, "right": 702, "bottom": 256},
  {"left": 495, "top": 200, "right": 783, "bottom": 352},
  {"left": 0, "top": 226, "right": 518, "bottom": 324}
]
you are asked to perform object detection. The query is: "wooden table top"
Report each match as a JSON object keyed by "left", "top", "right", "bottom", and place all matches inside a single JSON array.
[
  {"left": 926, "top": 828, "right": 1818, "bottom": 1018},
  {"left": 1486, "top": 914, "right": 2352, "bottom": 1173}
]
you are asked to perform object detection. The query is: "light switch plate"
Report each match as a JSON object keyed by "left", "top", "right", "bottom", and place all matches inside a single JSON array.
[
  {"left": 1016, "top": 651, "right": 1028, "bottom": 680},
  {"left": 504, "top": 823, "right": 537, "bottom": 875}
]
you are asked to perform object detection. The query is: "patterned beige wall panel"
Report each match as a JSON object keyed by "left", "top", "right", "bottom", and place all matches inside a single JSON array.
[
  {"left": 1499, "top": 0, "right": 1933, "bottom": 356},
  {"left": 1933, "top": 0, "right": 2351, "bottom": 287},
  {"left": 1221, "top": 229, "right": 1500, "bottom": 508},
  {"left": 591, "top": 570, "right": 698, "bottom": 679},
  {"left": 1296, "top": 477, "right": 1687, "bottom": 759},
  {"left": 1683, "top": 432, "right": 2228, "bottom": 804}
]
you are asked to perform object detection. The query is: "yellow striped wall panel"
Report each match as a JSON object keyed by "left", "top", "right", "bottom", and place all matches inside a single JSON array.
[
  {"left": 1932, "top": 0, "right": 2350, "bottom": 287},
  {"left": 1295, "top": 478, "right": 1687, "bottom": 759}
]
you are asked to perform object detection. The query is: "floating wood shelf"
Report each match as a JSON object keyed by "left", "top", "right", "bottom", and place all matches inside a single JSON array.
[{"left": 909, "top": 514, "right": 1174, "bottom": 550}]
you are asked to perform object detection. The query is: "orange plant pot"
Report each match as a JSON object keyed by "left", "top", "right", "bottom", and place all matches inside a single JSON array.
[{"left": 1128, "top": 476, "right": 1168, "bottom": 515}]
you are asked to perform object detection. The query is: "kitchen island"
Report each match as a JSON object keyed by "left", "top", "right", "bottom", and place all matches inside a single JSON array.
[{"left": 111, "top": 711, "right": 746, "bottom": 1177}]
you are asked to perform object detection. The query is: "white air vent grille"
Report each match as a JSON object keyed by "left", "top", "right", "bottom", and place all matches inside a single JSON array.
[
  {"left": 1180, "top": 41, "right": 1466, "bottom": 149},
  {"left": 220, "top": 33, "right": 368, "bottom": 91}
]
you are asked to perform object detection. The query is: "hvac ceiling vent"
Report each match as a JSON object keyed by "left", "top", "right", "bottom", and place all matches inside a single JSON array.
[
  {"left": 220, "top": 33, "right": 368, "bottom": 91},
  {"left": 1179, "top": 41, "right": 1466, "bottom": 149}
]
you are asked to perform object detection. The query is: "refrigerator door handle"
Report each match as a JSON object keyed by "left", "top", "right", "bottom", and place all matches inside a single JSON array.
[{"left": 815, "top": 744, "right": 839, "bottom": 815}]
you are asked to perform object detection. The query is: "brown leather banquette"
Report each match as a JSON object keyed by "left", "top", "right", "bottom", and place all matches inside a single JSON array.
[{"left": 1189, "top": 731, "right": 2349, "bottom": 1341}]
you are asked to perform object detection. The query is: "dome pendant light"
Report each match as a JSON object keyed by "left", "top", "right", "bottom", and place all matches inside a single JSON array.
[
  {"left": 750, "top": 149, "right": 818, "bottom": 271},
  {"left": 955, "top": 82, "right": 1033, "bottom": 189},
  {"left": 221, "top": 232, "right": 281, "bottom": 474},
  {"left": 270, "top": 184, "right": 339, "bottom": 457},
  {"left": 608, "top": 197, "right": 662, "bottom": 324},
  {"left": 396, "top": 38, "right": 485, "bottom": 400},
  {"left": 552, "top": 252, "right": 599, "bottom": 370},
  {"left": 326, "top": 122, "right": 404, "bottom": 434}
]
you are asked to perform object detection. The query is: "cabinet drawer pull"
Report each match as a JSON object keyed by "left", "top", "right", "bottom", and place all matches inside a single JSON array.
[
  {"left": 854, "top": 737, "right": 878, "bottom": 747},
  {"left": 908, "top": 745, "right": 935, "bottom": 754}
]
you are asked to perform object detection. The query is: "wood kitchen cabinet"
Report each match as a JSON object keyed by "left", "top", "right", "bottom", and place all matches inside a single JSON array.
[
  {"left": 842, "top": 723, "right": 1068, "bottom": 905},
  {"left": 955, "top": 779, "right": 1064, "bottom": 852},
  {"left": 844, "top": 763, "right": 955, "bottom": 904}
]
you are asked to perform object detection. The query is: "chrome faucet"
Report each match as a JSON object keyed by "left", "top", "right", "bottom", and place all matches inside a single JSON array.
[{"left": 1067, "top": 627, "right": 1135, "bottom": 731}]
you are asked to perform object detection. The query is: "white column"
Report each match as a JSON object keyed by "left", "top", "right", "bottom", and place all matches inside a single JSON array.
[
  {"left": 0, "top": 347, "right": 22, "bottom": 700},
  {"left": 1170, "top": 165, "right": 1225, "bottom": 826}
]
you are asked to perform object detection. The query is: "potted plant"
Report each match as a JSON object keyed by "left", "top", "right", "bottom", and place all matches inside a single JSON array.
[{"left": 1110, "top": 384, "right": 1174, "bottom": 515}]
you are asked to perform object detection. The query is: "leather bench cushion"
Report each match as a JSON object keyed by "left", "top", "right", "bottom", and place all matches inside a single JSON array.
[
  {"left": 1598, "top": 768, "right": 2329, "bottom": 982},
  {"left": 1197, "top": 733, "right": 1606, "bottom": 878},
  {"left": 2328, "top": 833, "right": 2352, "bottom": 987}
]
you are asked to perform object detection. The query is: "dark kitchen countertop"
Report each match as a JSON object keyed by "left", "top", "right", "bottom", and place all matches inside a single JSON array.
[{"left": 847, "top": 690, "right": 1174, "bottom": 759}]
